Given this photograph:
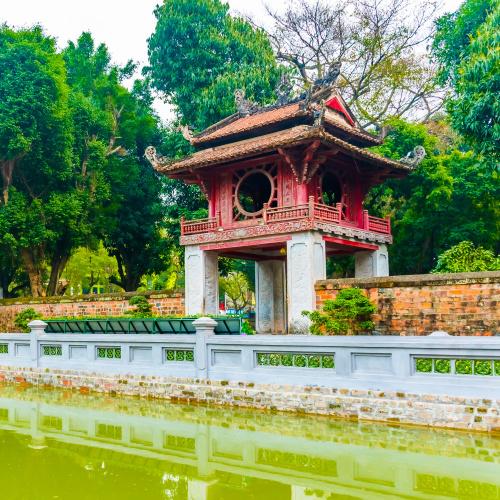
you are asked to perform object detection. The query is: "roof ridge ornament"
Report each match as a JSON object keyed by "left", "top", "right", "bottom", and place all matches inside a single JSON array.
[
  {"left": 400, "top": 145, "right": 426, "bottom": 167},
  {"left": 234, "top": 89, "right": 259, "bottom": 117},
  {"left": 313, "top": 61, "right": 342, "bottom": 89},
  {"left": 145, "top": 146, "right": 171, "bottom": 169},
  {"left": 313, "top": 101, "right": 326, "bottom": 127},
  {"left": 275, "top": 73, "right": 294, "bottom": 106},
  {"left": 178, "top": 124, "right": 194, "bottom": 144}
]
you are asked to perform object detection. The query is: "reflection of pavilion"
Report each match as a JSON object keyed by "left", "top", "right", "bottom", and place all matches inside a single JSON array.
[
  {"left": 0, "top": 393, "right": 498, "bottom": 500},
  {"left": 148, "top": 87, "right": 415, "bottom": 332}
]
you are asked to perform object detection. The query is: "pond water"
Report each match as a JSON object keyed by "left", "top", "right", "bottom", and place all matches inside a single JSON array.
[{"left": 0, "top": 385, "right": 498, "bottom": 500}]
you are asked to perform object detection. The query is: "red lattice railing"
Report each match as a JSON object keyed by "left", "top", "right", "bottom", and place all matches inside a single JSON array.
[
  {"left": 264, "top": 204, "right": 309, "bottom": 222},
  {"left": 181, "top": 215, "right": 219, "bottom": 235},
  {"left": 313, "top": 202, "right": 342, "bottom": 224},
  {"left": 181, "top": 201, "right": 391, "bottom": 236},
  {"left": 363, "top": 210, "right": 391, "bottom": 235}
]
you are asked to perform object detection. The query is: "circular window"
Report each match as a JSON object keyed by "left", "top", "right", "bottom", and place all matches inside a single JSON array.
[
  {"left": 236, "top": 170, "right": 273, "bottom": 216},
  {"left": 321, "top": 172, "right": 343, "bottom": 206}
]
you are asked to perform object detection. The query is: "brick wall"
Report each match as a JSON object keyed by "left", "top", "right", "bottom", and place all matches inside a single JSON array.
[
  {"left": 316, "top": 272, "right": 499, "bottom": 336},
  {"left": 0, "top": 290, "right": 184, "bottom": 332}
]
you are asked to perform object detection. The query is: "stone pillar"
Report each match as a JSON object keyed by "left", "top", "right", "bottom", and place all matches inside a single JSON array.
[
  {"left": 354, "top": 244, "right": 389, "bottom": 278},
  {"left": 184, "top": 245, "right": 219, "bottom": 316},
  {"left": 286, "top": 232, "right": 326, "bottom": 333},
  {"left": 255, "top": 260, "right": 286, "bottom": 333},
  {"left": 28, "top": 319, "right": 47, "bottom": 367},
  {"left": 193, "top": 316, "right": 217, "bottom": 379}
]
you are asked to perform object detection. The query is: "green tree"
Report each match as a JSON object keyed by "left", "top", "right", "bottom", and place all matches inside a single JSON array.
[
  {"left": 432, "top": 0, "right": 499, "bottom": 158},
  {"left": 63, "top": 33, "right": 168, "bottom": 292},
  {"left": 220, "top": 271, "right": 252, "bottom": 312},
  {"left": 147, "top": 0, "right": 281, "bottom": 130},
  {"left": 0, "top": 26, "right": 70, "bottom": 205},
  {"left": 0, "top": 26, "right": 75, "bottom": 297},
  {"left": 0, "top": 29, "right": 169, "bottom": 297},
  {"left": 433, "top": 241, "right": 499, "bottom": 273},
  {"left": 366, "top": 118, "right": 499, "bottom": 274},
  {"left": 61, "top": 244, "right": 118, "bottom": 294}
]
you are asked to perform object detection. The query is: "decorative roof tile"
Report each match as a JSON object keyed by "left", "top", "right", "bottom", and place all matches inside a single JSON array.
[
  {"left": 152, "top": 125, "right": 408, "bottom": 175},
  {"left": 191, "top": 103, "right": 304, "bottom": 145}
]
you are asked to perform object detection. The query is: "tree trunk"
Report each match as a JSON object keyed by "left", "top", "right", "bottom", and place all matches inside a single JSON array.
[
  {"left": 20, "top": 248, "right": 45, "bottom": 297},
  {"left": 47, "top": 250, "right": 70, "bottom": 296},
  {"left": 1, "top": 159, "right": 15, "bottom": 205},
  {"left": 110, "top": 252, "right": 140, "bottom": 291}
]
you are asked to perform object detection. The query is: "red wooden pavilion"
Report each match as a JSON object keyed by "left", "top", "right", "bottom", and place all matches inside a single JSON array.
[{"left": 147, "top": 86, "right": 416, "bottom": 333}]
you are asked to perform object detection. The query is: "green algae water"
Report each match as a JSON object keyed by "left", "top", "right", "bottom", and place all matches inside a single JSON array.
[{"left": 0, "top": 385, "right": 498, "bottom": 500}]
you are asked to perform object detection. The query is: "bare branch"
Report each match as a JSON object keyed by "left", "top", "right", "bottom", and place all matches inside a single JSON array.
[{"left": 261, "top": 0, "right": 443, "bottom": 127}]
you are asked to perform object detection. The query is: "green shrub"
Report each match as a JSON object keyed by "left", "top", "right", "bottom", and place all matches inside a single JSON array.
[
  {"left": 241, "top": 319, "right": 255, "bottom": 335},
  {"left": 14, "top": 308, "right": 42, "bottom": 332},
  {"left": 125, "top": 295, "right": 153, "bottom": 317},
  {"left": 302, "top": 288, "right": 376, "bottom": 335},
  {"left": 433, "top": 241, "right": 499, "bottom": 273}
]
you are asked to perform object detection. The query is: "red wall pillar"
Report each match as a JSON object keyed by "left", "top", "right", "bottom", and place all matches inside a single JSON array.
[{"left": 296, "top": 183, "right": 309, "bottom": 204}]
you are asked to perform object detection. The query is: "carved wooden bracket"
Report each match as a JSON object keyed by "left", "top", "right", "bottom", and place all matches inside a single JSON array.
[
  {"left": 278, "top": 141, "right": 336, "bottom": 185},
  {"left": 188, "top": 169, "right": 209, "bottom": 198},
  {"left": 301, "top": 140, "right": 321, "bottom": 183},
  {"left": 277, "top": 147, "right": 300, "bottom": 182}
]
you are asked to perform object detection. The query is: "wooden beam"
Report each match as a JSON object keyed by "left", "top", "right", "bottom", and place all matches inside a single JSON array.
[
  {"left": 218, "top": 251, "right": 286, "bottom": 262},
  {"left": 323, "top": 236, "right": 379, "bottom": 251},
  {"left": 201, "top": 235, "right": 291, "bottom": 252}
]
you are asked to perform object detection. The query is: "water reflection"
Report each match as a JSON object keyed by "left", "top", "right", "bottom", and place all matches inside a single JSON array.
[{"left": 0, "top": 385, "right": 498, "bottom": 499}]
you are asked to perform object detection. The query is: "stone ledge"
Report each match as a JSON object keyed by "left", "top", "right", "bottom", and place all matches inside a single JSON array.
[
  {"left": 0, "top": 366, "right": 498, "bottom": 434},
  {"left": 0, "top": 289, "right": 184, "bottom": 307},
  {"left": 315, "top": 271, "right": 500, "bottom": 290}
]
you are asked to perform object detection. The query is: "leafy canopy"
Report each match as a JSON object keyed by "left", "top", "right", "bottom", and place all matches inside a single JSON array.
[
  {"left": 366, "top": 118, "right": 499, "bottom": 274},
  {"left": 433, "top": 241, "right": 500, "bottom": 273},
  {"left": 432, "top": 0, "right": 500, "bottom": 158},
  {"left": 147, "top": 0, "right": 281, "bottom": 129}
]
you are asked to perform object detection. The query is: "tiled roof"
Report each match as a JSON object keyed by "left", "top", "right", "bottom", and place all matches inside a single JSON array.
[
  {"left": 322, "top": 109, "right": 380, "bottom": 145},
  {"left": 191, "top": 100, "right": 380, "bottom": 148},
  {"left": 154, "top": 125, "right": 408, "bottom": 175},
  {"left": 191, "top": 103, "right": 305, "bottom": 145}
]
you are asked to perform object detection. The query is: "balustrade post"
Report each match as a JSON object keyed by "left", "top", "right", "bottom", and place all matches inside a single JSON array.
[
  {"left": 262, "top": 203, "right": 268, "bottom": 223},
  {"left": 193, "top": 317, "right": 217, "bottom": 379},
  {"left": 336, "top": 203, "right": 343, "bottom": 222},
  {"left": 363, "top": 210, "right": 369, "bottom": 230},
  {"left": 308, "top": 195, "right": 315, "bottom": 220},
  {"left": 216, "top": 211, "right": 221, "bottom": 227},
  {"left": 28, "top": 320, "right": 47, "bottom": 368}
]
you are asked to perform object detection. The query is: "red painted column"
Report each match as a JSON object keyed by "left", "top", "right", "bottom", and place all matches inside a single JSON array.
[
  {"left": 296, "top": 183, "right": 308, "bottom": 204},
  {"left": 208, "top": 179, "right": 216, "bottom": 218}
]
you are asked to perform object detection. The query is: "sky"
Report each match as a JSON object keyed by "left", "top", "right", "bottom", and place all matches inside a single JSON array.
[{"left": 2, "top": 0, "right": 464, "bottom": 120}]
